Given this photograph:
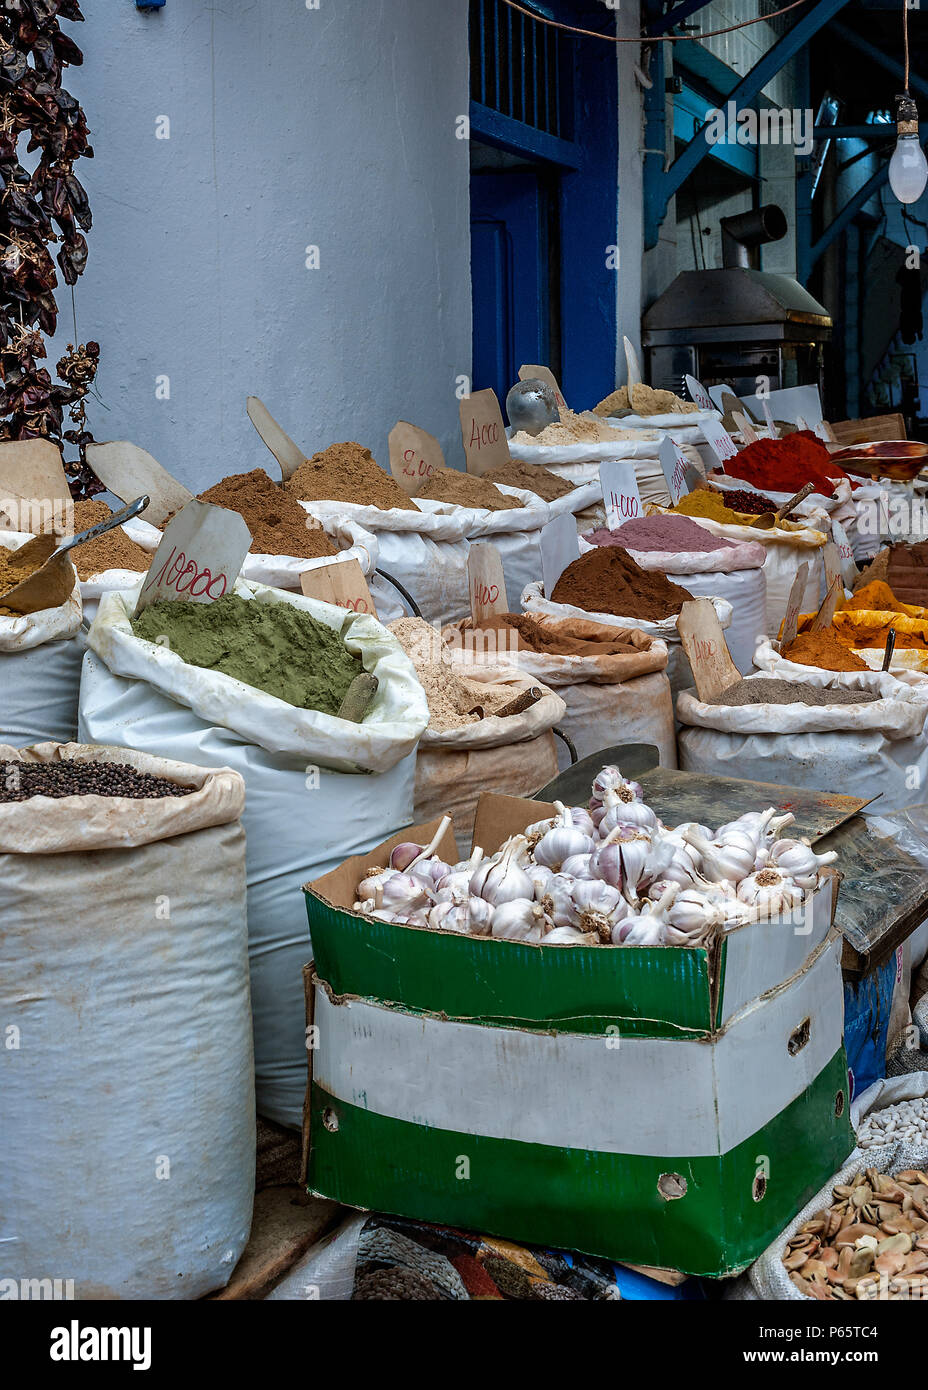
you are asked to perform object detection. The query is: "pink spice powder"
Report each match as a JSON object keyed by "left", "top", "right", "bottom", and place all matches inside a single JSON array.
[{"left": 584, "top": 515, "right": 736, "bottom": 554}]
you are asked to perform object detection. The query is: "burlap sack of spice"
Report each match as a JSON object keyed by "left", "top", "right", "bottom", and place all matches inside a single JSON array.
[{"left": 413, "top": 664, "right": 566, "bottom": 856}]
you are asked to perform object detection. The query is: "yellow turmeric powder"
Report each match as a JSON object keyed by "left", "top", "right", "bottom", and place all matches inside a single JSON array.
[
  {"left": 840, "top": 579, "right": 928, "bottom": 619},
  {"left": 671, "top": 491, "right": 749, "bottom": 525}
]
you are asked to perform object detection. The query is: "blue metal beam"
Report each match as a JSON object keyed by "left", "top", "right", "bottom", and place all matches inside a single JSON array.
[
  {"left": 646, "top": 0, "right": 718, "bottom": 38},
  {"left": 831, "top": 20, "right": 928, "bottom": 105},
  {"left": 645, "top": 0, "right": 852, "bottom": 248},
  {"left": 807, "top": 162, "right": 889, "bottom": 269}
]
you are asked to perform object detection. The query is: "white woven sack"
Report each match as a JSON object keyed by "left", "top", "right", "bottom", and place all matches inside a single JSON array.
[
  {"left": 78, "top": 606, "right": 422, "bottom": 1130},
  {"left": 754, "top": 635, "right": 928, "bottom": 689},
  {"left": 678, "top": 669, "right": 928, "bottom": 814},
  {"left": 0, "top": 743, "right": 254, "bottom": 1298},
  {"left": 521, "top": 579, "right": 732, "bottom": 698},
  {"left": 0, "top": 531, "right": 84, "bottom": 746}
]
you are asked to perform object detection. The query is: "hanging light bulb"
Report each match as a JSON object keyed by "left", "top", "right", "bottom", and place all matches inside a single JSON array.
[{"left": 889, "top": 92, "right": 928, "bottom": 204}]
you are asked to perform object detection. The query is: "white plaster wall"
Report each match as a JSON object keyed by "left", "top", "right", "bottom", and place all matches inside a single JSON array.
[
  {"left": 615, "top": 0, "right": 644, "bottom": 383},
  {"left": 52, "top": 0, "right": 472, "bottom": 493}
]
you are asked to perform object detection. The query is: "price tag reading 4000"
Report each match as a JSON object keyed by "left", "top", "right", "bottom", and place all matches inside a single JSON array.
[{"left": 600, "top": 460, "right": 643, "bottom": 531}]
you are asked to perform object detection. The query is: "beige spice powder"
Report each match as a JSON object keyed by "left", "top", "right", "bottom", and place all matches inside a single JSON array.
[{"left": 389, "top": 616, "right": 514, "bottom": 731}]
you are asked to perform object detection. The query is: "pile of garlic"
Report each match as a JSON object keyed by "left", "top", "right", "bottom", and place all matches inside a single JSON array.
[{"left": 353, "top": 765, "right": 838, "bottom": 948}]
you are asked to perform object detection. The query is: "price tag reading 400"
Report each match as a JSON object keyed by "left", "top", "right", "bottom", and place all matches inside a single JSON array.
[{"left": 600, "top": 460, "right": 643, "bottom": 531}]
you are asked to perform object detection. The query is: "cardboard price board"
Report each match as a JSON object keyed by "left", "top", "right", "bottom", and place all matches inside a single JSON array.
[
  {"left": 134, "top": 500, "right": 252, "bottom": 617},
  {"left": 467, "top": 543, "right": 508, "bottom": 624},
  {"left": 246, "top": 397, "right": 306, "bottom": 481},
  {"left": 300, "top": 557, "right": 377, "bottom": 617},
  {"left": 600, "top": 460, "right": 643, "bottom": 530},
  {"left": 388, "top": 421, "right": 445, "bottom": 496},
  {"left": 677, "top": 599, "right": 740, "bottom": 704},
  {"left": 810, "top": 576, "right": 844, "bottom": 634},
  {"left": 732, "top": 410, "right": 759, "bottom": 444},
  {"left": 781, "top": 561, "right": 810, "bottom": 647},
  {"left": 684, "top": 374, "right": 715, "bottom": 412},
  {"left": 822, "top": 540, "right": 842, "bottom": 597},
  {"left": 831, "top": 519, "right": 859, "bottom": 586},
  {"left": 701, "top": 417, "right": 740, "bottom": 468},
  {"left": 658, "top": 435, "right": 691, "bottom": 506},
  {"left": 460, "top": 389, "right": 511, "bottom": 476},
  {"left": 540, "top": 511, "right": 580, "bottom": 599},
  {"left": 519, "top": 364, "right": 567, "bottom": 413},
  {"left": 86, "top": 441, "right": 194, "bottom": 529}
]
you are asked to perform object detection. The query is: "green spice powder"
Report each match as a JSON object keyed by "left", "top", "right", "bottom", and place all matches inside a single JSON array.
[{"left": 133, "top": 595, "right": 363, "bottom": 717}]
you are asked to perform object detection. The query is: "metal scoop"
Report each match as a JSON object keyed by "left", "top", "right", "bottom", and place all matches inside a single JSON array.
[
  {"left": 750, "top": 482, "right": 816, "bottom": 530},
  {"left": 0, "top": 494, "right": 150, "bottom": 615}
]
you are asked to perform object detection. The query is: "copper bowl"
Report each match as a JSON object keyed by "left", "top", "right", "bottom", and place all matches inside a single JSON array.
[{"left": 827, "top": 440, "right": 928, "bottom": 482}]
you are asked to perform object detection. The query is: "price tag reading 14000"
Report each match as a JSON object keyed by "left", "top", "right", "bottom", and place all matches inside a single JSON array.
[{"left": 600, "top": 460, "right": 643, "bottom": 531}]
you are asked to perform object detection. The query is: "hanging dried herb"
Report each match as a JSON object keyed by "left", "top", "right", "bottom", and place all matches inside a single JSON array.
[{"left": 0, "top": 0, "right": 99, "bottom": 497}]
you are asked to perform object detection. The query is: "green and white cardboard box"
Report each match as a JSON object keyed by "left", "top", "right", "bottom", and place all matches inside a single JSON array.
[{"left": 303, "top": 793, "right": 854, "bottom": 1277}]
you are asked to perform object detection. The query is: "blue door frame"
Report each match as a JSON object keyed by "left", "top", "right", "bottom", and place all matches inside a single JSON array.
[{"left": 469, "top": 0, "right": 618, "bottom": 410}]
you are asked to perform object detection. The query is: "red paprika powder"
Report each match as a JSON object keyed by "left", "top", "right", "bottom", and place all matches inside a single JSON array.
[{"left": 725, "top": 433, "right": 850, "bottom": 496}]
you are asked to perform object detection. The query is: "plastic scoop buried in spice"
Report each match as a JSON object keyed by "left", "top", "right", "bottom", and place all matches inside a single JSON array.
[{"left": 1, "top": 496, "right": 150, "bottom": 615}]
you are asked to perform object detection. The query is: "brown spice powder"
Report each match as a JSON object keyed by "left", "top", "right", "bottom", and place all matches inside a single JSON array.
[
  {"left": 551, "top": 546, "right": 693, "bottom": 622},
  {"left": 455, "top": 613, "right": 640, "bottom": 658},
  {"left": 196, "top": 469, "right": 337, "bottom": 559},
  {"left": 416, "top": 468, "right": 516, "bottom": 511},
  {"left": 485, "top": 459, "right": 575, "bottom": 501},
  {"left": 0, "top": 542, "right": 43, "bottom": 613},
  {"left": 510, "top": 408, "right": 645, "bottom": 447},
  {"left": 286, "top": 442, "right": 419, "bottom": 512},
  {"left": 389, "top": 615, "right": 514, "bottom": 731},
  {"left": 51, "top": 499, "right": 153, "bottom": 581},
  {"left": 781, "top": 629, "right": 869, "bottom": 672}
]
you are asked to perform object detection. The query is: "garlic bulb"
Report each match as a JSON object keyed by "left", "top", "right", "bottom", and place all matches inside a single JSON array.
[
  {"left": 560, "top": 852, "right": 593, "bottom": 880},
  {"left": 681, "top": 831, "right": 754, "bottom": 885},
  {"left": 613, "top": 883, "right": 678, "bottom": 945},
  {"left": 471, "top": 837, "right": 534, "bottom": 906},
  {"left": 767, "top": 838, "right": 837, "bottom": 887},
  {"left": 428, "top": 901, "right": 471, "bottom": 934},
  {"left": 591, "top": 765, "right": 633, "bottom": 803},
  {"left": 533, "top": 822, "right": 595, "bottom": 871},
  {"left": 490, "top": 898, "right": 550, "bottom": 941},
  {"left": 737, "top": 867, "right": 803, "bottom": 916},
  {"left": 564, "top": 805, "right": 596, "bottom": 837},
  {"left": 543, "top": 925, "right": 590, "bottom": 945},
  {"left": 525, "top": 862, "right": 555, "bottom": 900},
  {"left": 404, "top": 815, "right": 454, "bottom": 872},
  {"left": 599, "top": 796, "right": 658, "bottom": 836},
  {"left": 667, "top": 887, "right": 725, "bottom": 936},
  {"left": 467, "top": 897, "right": 494, "bottom": 936},
  {"left": 571, "top": 880, "right": 626, "bottom": 941},
  {"left": 542, "top": 873, "right": 581, "bottom": 928},
  {"left": 652, "top": 832, "right": 702, "bottom": 886}
]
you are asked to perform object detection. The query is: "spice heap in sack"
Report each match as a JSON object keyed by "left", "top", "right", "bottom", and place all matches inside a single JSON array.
[
  {"left": 48, "top": 499, "right": 152, "bottom": 580},
  {"left": 415, "top": 469, "right": 516, "bottom": 512},
  {"left": 485, "top": 459, "right": 575, "bottom": 501},
  {"left": 551, "top": 547, "right": 693, "bottom": 621},
  {"left": 389, "top": 616, "right": 515, "bottom": 729},
  {"left": 673, "top": 488, "right": 796, "bottom": 529},
  {"left": 792, "top": 609, "right": 928, "bottom": 654},
  {"left": 132, "top": 595, "right": 362, "bottom": 715},
  {"left": 842, "top": 580, "right": 928, "bottom": 619},
  {"left": 352, "top": 763, "right": 836, "bottom": 946},
  {"left": 453, "top": 611, "right": 643, "bottom": 659},
  {"left": 195, "top": 469, "right": 338, "bottom": 558},
  {"left": 857, "top": 544, "right": 928, "bottom": 608},
  {"left": 714, "top": 487, "right": 779, "bottom": 515},
  {"left": 583, "top": 515, "right": 737, "bottom": 554},
  {"left": 782, "top": 1167, "right": 928, "bottom": 1300},
  {"left": 714, "top": 677, "right": 877, "bottom": 708},
  {"left": 724, "top": 433, "right": 850, "bottom": 497},
  {"left": 0, "top": 757, "right": 195, "bottom": 800},
  {"left": 592, "top": 385, "right": 700, "bottom": 417},
  {"left": 509, "top": 408, "right": 644, "bottom": 448},
  {"left": 286, "top": 442, "right": 419, "bottom": 512},
  {"left": 0, "top": 544, "right": 48, "bottom": 615},
  {"left": 780, "top": 629, "right": 870, "bottom": 673}
]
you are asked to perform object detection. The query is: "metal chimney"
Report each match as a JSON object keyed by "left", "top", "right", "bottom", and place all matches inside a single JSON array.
[{"left": 720, "top": 204, "right": 789, "bottom": 269}]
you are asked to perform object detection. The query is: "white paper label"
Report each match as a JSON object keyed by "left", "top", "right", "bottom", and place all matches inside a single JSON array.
[
  {"left": 761, "top": 399, "right": 779, "bottom": 438},
  {"left": 831, "top": 519, "right": 859, "bottom": 585},
  {"left": 134, "top": 500, "right": 252, "bottom": 616},
  {"left": 684, "top": 374, "right": 715, "bottom": 412},
  {"left": 701, "top": 417, "right": 740, "bottom": 466},
  {"left": 600, "top": 460, "right": 643, "bottom": 530},
  {"left": 657, "top": 436, "right": 690, "bottom": 506},
  {"left": 540, "top": 511, "right": 580, "bottom": 599}
]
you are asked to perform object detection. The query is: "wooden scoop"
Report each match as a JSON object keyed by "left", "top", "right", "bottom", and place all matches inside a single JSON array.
[
  {"left": 0, "top": 495, "right": 150, "bottom": 615},
  {"left": 751, "top": 482, "right": 816, "bottom": 530}
]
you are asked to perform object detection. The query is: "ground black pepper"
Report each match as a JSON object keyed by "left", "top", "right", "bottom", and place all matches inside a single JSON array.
[{"left": 0, "top": 761, "right": 195, "bottom": 801}]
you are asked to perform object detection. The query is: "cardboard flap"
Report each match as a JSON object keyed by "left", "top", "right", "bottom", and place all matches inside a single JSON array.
[
  {"left": 471, "top": 792, "right": 556, "bottom": 856},
  {"left": 308, "top": 817, "right": 459, "bottom": 906}
]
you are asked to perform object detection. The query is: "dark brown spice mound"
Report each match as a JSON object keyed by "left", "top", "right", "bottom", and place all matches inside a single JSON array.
[
  {"left": 54, "top": 499, "right": 152, "bottom": 580},
  {"left": 195, "top": 469, "right": 337, "bottom": 559},
  {"left": 416, "top": 467, "right": 515, "bottom": 511},
  {"left": 0, "top": 760, "right": 195, "bottom": 801},
  {"left": 486, "top": 458, "right": 575, "bottom": 501},
  {"left": 286, "top": 442, "right": 419, "bottom": 512},
  {"left": 551, "top": 546, "right": 693, "bottom": 621}
]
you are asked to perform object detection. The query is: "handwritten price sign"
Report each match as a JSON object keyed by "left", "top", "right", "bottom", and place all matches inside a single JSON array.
[
  {"left": 460, "top": 389, "right": 511, "bottom": 476},
  {"left": 300, "top": 557, "right": 378, "bottom": 618},
  {"left": 684, "top": 374, "right": 715, "bottom": 412},
  {"left": 701, "top": 417, "right": 740, "bottom": 468},
  {"left": 467, "top": 543, "right": 508, "bottom": 622},
  {"left": 388, "top": 421, "right": 445, "bottom": 497},
  {"left": 134, "top": 500, "right": 252, "bottom": 617},
  {"left": 657, "top": 436, "right": 690, "bottom": 506},
  {"left": 600, "top": 460, "right": 643, "bottom": 531}
]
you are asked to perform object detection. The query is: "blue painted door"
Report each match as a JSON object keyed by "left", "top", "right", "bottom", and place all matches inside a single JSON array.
[{"left": 471, "top": 170, "right": 549, "bottom": 403}]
